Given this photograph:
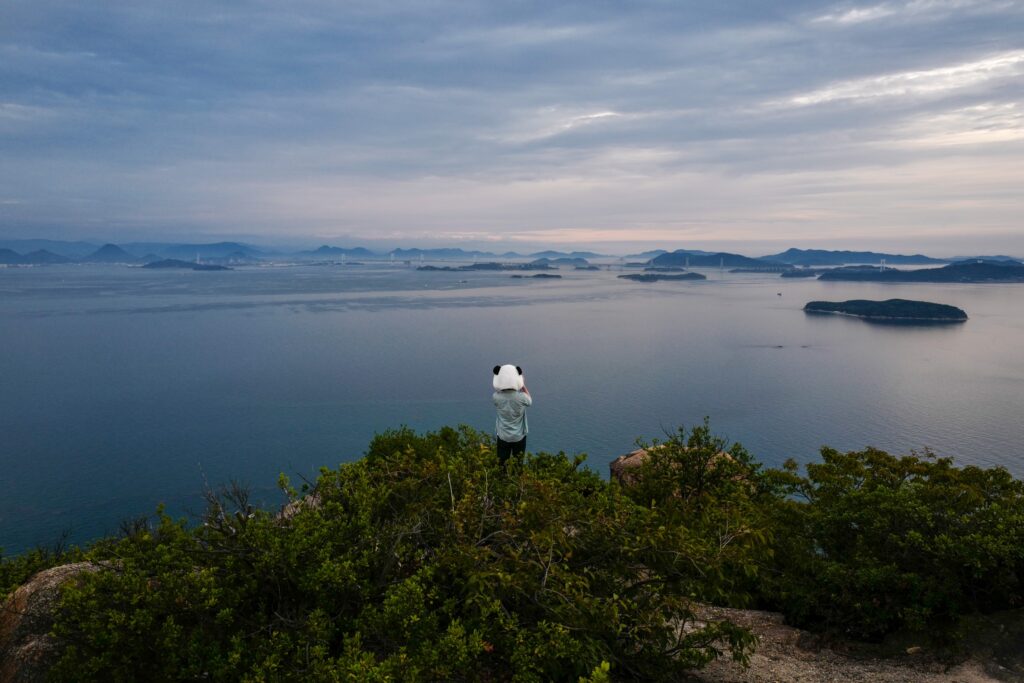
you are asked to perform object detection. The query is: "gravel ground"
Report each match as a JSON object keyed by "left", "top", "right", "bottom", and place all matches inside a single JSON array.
[{"left": 682, "top": 606, "right": 1019, "bottom": 683}]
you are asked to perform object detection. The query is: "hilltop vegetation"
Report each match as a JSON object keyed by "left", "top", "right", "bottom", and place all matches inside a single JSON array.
[{"left": 3, "top": 423, "right": 1024, "bottom": 681}]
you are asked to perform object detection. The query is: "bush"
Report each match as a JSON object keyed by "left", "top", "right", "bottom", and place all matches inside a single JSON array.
[
  {"left": 621, "top": 419, "right": 775, "bottom": 607},
  {"left": 19, "top": 421, "right": 1022, "bottom": 676},
  {"left": 1, "top": 537, "right": 78, "bottom": 603},
  {"left": 50, "top": 425, "right": 755, "bottom": 682},
  {"left": 761, "top": 447, "right": 1024, "bottom": 641}
]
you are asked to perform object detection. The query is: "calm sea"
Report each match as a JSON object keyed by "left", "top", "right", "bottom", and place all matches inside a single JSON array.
[{"left": 2, "top": 264, "right": 1023, "bottom": 554}]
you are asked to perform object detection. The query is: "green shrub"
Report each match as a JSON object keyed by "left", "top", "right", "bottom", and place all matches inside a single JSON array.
[
  {"left": 761, "top": 447, "right": 1024, "bottom": 641},
  {"left": 50, "top": 425, "right": 755, "bottom": 682},
  {"left": 1, "top": 543, "right": 77, "bottom": 603},
  {"left": 622, "top": 419, "right": 775, "bottom": 607},
  {"left": 19, "top": 420, "right": 1022, "bottom": 677}
]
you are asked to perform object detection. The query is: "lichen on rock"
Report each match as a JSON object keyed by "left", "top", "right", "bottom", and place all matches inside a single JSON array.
[{"left": 0, "top": 563, "right": 100, "bottom": 683}]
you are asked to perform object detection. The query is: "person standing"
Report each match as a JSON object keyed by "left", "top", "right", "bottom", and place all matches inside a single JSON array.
[{"left": 492, "top": 364, "right": 531, "bottom": 466}]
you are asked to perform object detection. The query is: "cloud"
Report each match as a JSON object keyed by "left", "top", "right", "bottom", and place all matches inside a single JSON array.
[
  {"left": 785, "top": 51, "right": 1024, "bottom": 106},
  {"left": 1, "top": 0, "right": 1022, "bottom": 253},
  {"left": 482, "top": 108, "right": 628, "bottom": 144},
  {"left": 0, "top": 102, "right": 52, "bottom": 122},
  {"left": 814, "top": 5, "right": 899, "bottom": 24},
  {"left": 811, "top": 0, "right": 1016, "bottom": 25},
  {"left": 894, "top": 102, "right": 1024, "bottom": 146}
]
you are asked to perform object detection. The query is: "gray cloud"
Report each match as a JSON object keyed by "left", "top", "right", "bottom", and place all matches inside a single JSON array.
[{"left": 1, "top": 0, "right": 1022, "bottom": 253}]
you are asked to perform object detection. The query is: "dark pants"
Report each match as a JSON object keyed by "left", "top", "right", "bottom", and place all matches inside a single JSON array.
[{"left": 496, "top": 436, "right": 526, "bottom": 466}]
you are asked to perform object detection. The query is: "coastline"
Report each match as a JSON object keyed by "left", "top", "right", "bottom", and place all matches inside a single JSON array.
[{"left": 804, "top": 309, "right": 967, "bottom": 323}]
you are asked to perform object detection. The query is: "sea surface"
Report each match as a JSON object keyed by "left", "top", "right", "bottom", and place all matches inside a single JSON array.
[{"left": 2, "top": 263, "right": 1023, "bottom": 554}]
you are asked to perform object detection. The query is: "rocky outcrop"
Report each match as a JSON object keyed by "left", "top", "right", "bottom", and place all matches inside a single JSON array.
[
  {"left": 0, "top": 563, "right": 100, "bottom": 683},
  {"left": 278, "top": 492, "right": 321, "bottom": 520},
  {"left": 609, "top": 445, "right": 737, "bottom": 486},
  {"left": 609, "top": 446, "right": 653, "bottom": 485}
]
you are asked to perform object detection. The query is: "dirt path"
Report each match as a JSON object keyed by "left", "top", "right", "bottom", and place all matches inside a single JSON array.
[{"left": 684, "top": 606, "right": 1019, "bottom": 683}]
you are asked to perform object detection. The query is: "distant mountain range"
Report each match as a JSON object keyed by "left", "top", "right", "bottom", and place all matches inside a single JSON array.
[
  {"left": 80, "top": 243, "right": 140, "bottom": 263},
  {"left": 949, "top": 255, "right": 1020, "bottom": 263},
  {"left": 142, "top": 259, "right": 232, "bottom": 271},
  {"left": 124, "top": 242, "right": 265, "bottom": 260},
  {"left": 624, "top": 249, "right": 668, "bottom": 259},
  {"left": 0, "top": 239, "right": 101, "bottom": 258},
  {"left": 761, "top": 248, "right": 946, "bottom": 266},
  {"left": 528, "top": 250, "right": 604, "bottom": 260},
  {"left": 389, "top": 248, "right": 606, "bottom": 260},
  {"left": 818, "top": 260, "right": 1024, "bottom": 283},
  {"left": 0, "top": 247, "right": 73, "bottom": 264},
  {"left": 0, "top": 248, "right": 24, "bottom": 264},
  {"left": 389, "top": 247, "right": 495, "bottom": 260},
  {"left": 1, "top": 239, "right": 1019, "bottom": 267},
  {"left": 0, "top": 241, "right": 263, "bottom": 264},
  {"left": 26, "top": 249, "right": 73, "bottom": 264},
  {"left": 651, "top": 250, "right": 783, "bottom": 269},
  {"left": 301, "top": 245, "right": 377, "bottom": 258},
  {"left": 530, "top": 257, "right": 590, "bottom": 267}
]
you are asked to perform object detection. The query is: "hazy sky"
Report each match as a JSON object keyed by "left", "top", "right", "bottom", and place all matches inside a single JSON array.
[{"left": 2, "top": 1, "right": 1022, "bottom": 254}]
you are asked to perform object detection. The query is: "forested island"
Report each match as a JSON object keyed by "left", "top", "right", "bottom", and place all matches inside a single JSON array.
[
  {"left": 417, "top": 261, "right": 554, "bottom": 272},
  {"left": 141, "top": 259, "right": 232, "bottom": 271},
  {"left": 619, "top": 272, "right": 707, "bottom": 282},
  {"left": 804, "top": 299, "right": 968, "bottom": 322},
  {"left": 730, "top": 266, "right": 791, "bottom": 273},
  {"left": 818, "top": 260, "right": 1024, "bottom": 283},
  {"left": 3, "top": 423, "right": 1023, "bottom": 681},
  {"left": 650, "top": 249, "right": 784, "bottom": 269},
  {"left": 780, "top": 268, "right": 827, "bottom": 278},
  {"left": 762, "top": 248, "right": 946, "bottom": 266}
]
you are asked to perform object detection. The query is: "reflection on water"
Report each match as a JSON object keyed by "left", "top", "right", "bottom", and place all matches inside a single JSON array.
[{"left": 1, "top": 264, "right": 1022, "bottom": 553}]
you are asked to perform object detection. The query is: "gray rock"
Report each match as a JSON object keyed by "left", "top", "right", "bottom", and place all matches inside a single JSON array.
[{"left": 0, "top": 562, "right": 99, "bottom": 683}]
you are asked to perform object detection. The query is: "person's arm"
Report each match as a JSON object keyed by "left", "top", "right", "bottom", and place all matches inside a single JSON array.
[{"left": 519, "top": 385, "right": 532, "bottom": 405}]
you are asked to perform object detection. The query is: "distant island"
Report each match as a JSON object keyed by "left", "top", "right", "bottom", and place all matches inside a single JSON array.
[
  {"left": 619, "top": 272, "right": 706, "bottom": 282},
  {"left": 780, "top": 268, "right": 825, "bottom": 278},
  {"left": 817, "top": 260, "right": 1024, "bottom": 283},
  {"left": 417, "top": 261, "right": 554, "bottom": 272},
  {"left": 510, "top": 273, "right": 562, "bottom": 279},
  {"left": 804, "top": 299, "right": 967, "bottom": 323},
  {"left": 623, "top": 248, "right": 669, "bottom": 259},
  {"left": 651, "top": 250, "right": 784, "bottom": 269},
  {"left": 730, "top": 266, "right": 791, "bottom": 273},
  {"left": 4, "top": 239, "right": 1023, "bottom": 275},
  {"left": 301, "top": 245, "right": 376, "bottom": 258},
  {"left": 763, "top": 248, "right": 946, "bottom": 266},
  {"left": 79, "top": 243, "right": 141, "bottom": 263},
  {"left": 394, "top": 247, "right": 604, "bottom": 260},
  {"left": 530, "top": 256, "right": 589, "bottom": 267},
  {"left": 529, "top": 250, "right": 603, "bottom": 260},
  {"left": 141, "top": 259, "right": 232, "bottom": 271},
  {"left": 0, "top": 248, "right": 72, "bottom": 265}
]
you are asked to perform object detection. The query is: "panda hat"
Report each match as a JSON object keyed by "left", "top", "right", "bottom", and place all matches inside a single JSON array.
[{"left": 493, "top": 364, "right": 524, "bottom": 391}]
